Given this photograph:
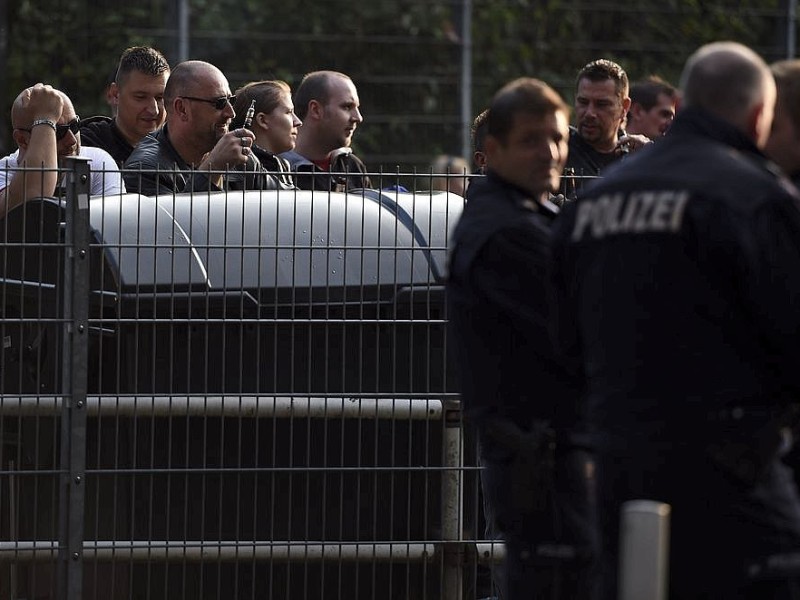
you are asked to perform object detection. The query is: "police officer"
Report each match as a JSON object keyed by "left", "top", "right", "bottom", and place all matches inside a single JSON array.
[
  {"left": 551, "top": 42, "right": 800, "bottom": 599},
  {"left": 447, "top": 77, "right": 598, "bottom": 600}
]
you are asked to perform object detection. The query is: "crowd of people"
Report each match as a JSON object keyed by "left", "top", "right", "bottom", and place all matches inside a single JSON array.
[
  {"left": 0, "top": 47, "right": 375, "bottom": 209},
  {"left": 0, "top": 43, "right": 681, "bottom": 211},
  {"left": 450, "top": 40, "right": 800, "bottom": 600},
  {"left": 5, "top": 40, "right": 800, "bottom": 600}
]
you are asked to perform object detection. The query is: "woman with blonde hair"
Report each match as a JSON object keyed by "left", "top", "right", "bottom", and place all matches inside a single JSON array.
[{"left": 233, "top": 80, "right": 302, "bottom": 188}]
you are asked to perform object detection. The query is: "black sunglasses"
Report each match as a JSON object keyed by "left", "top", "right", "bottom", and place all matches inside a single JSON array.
[
  {"left": 181, "top": 95, "right": 236, "bottom": 110},
  {"left": 17, "top": 117, "right": 81, "bottom": 141}
]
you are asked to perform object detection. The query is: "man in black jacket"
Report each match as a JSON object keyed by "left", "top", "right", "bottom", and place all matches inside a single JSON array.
[
  {"left": 552, "top": 41, "right": 800, "bottom": 599},
  {"left": 124, "top": 60, "right": 280, "bottom": 196},
  {"left": 448, "top": 77, "right": 598, "bottom": 600}
]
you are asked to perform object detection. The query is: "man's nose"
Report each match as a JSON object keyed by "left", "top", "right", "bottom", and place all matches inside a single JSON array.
[
  {"left": 351, "top": 108, "right": 363, "bottom": 124},
  {"left": 62, "top": 129, "right": 78, "bottom": 146},
  {"left": 147, "top": 96, "right": 160, "bottom": 115}
]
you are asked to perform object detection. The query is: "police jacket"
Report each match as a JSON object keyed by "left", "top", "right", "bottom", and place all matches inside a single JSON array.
[
  {"left": 551, "top": 107, "right": 800, "bottom": 443},
  {"left": 123, "top": 124, "right": 282, "bottom": 196},
  {"left": 281, "top": 148, "right": 372, "bottom": 192},
  {"left": 447, "top": 172, "right": 583, "bottom": 433},
  {"left": 79, "top": 116, "right": 133, "bottom": 167}
]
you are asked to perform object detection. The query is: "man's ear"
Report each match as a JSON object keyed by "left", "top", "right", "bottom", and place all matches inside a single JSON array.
[
  {"left": 473, "top": 150, "right": 487, "bottom": 173},
  {"left": 307, "top": 99, "right": 323, "bottom": 121},
  {"left": 621, "top": 96, "right": 632, "bottom": 121},
  {"left": 108, "top": 82, "right": 120, "bottom": 108},
  {"left": 12, "top": 129, "right": 28, "bottom": 150},
  {"left": 748, "top": 101, "right": 770, "bottom": 148},
  {"left": 174, "top": 97, "right": 191, "bottom": 121}
]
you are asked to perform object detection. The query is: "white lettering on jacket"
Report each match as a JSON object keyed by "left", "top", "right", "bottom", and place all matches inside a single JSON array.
[{"left": 571, "top": 190, "right": 689, "bottom": 241}]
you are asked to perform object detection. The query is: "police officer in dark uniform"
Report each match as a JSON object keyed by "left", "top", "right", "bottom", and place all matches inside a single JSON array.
[
  {"left": 447, "top": 77, "right": 598, "bottom": 600},
  {"left": 551, "top": 42, "right": 800, "bottom": 599}
]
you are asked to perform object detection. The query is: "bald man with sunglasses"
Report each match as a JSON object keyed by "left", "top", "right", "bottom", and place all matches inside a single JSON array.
[
  {"left": 124, "top": 60, "right": 282, "bottom": 196},
  {"left": 0, "top": 83, "right": 124, "bottom": 216}
]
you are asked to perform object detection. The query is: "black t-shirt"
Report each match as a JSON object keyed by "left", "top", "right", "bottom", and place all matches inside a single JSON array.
[
  {"left": 79, "top": 116, "right": 133, "bottom": 167},
  {"left": 563, "top": 127, "right": 623, "bottom": 197}
]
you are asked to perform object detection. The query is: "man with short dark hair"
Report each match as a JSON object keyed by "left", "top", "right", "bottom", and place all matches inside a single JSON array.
[
  {"left": 552, "top": 41, "right": 800, "bottom": 599},
  {"left": 448, "top": 77, "right": 597, "bottom": 600},
  {"left": 80, "top": 46, "right": 170, "bottom": 165},
  {"left": 281, "top": 70, "right": 371, "bottom": 191},
  {"left": 765, "top": 59, "right": 800, "bottom": 186},
  {"left": 566, "top": 59, "right": 651, "bottom": 194},
  {"left": 626, "top": 75, "right": 678, "bottom": 139}
]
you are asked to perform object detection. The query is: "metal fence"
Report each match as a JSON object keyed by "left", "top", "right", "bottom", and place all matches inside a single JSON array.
[{"left": 0, "top": 159, "right": 520, "bottom": 600}]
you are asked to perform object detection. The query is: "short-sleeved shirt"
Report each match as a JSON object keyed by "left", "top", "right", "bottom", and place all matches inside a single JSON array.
[{"left": 0, "top": 145, "right": 125, "bottom": 196}]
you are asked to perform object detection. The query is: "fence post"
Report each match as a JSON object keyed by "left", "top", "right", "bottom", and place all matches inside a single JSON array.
[
  {"left": 441, "top": 399, "right": 464, "bottom": 599},
  {"left": 56, "top": 157, "right": 92, "bottom": 600},
  {"left": 618, "top": 500, "right": 671, "bottom": 600}
]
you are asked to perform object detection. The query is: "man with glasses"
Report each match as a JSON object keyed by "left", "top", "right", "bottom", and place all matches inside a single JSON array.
[
  {"left": 124, "top": 60, "right": 279, "bottom": 196},
  {"left": 0, "top": 83, "right": 124, "bottom": 216}
]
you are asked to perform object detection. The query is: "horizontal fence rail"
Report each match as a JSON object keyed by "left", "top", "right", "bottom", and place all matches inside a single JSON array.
[
  {"left": 0, "top": 395, "right": 443, "bottom": 419},
  {"left": 0, "top": 541, "right": 440, "bottom": 563}
]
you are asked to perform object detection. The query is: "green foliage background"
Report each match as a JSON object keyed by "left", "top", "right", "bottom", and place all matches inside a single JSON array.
[{"left": 0, "top": 0, "right": 793, "bottom": 169}]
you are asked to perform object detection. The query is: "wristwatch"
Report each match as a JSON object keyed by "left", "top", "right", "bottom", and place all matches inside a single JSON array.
[{"left": 31, "top": 119, "right": 57, "bottom": 132}]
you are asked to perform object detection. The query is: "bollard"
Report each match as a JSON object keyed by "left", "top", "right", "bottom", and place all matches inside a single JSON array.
[
  {"left": 441, "top": 400, "right": 464, "bottom": 600},
  {"left": 618, "top": 500, "right": 670, "bottom": 600}
]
